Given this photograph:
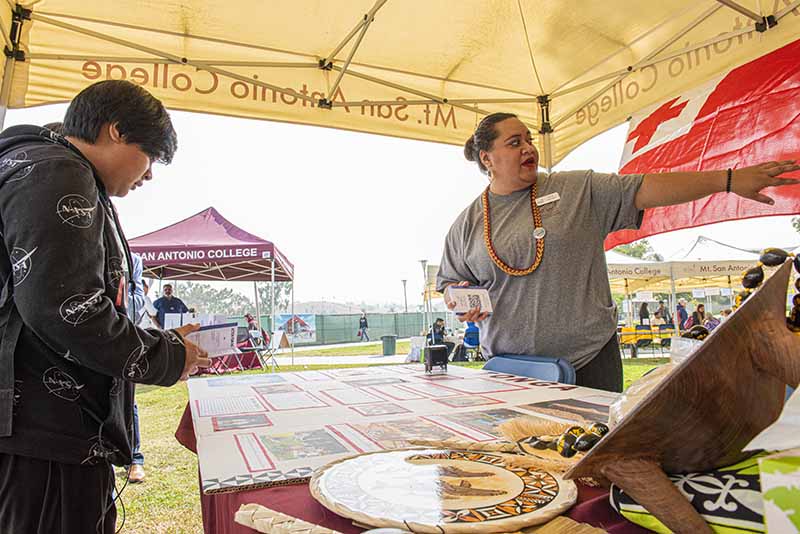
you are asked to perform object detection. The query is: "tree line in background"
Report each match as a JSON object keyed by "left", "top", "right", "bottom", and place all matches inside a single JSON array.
[
  {"left": 612, "top": 238, "right": 664, "bottom": 261},
  {"left": 164, "top": 281, "right": 293, "bottom": 317}
]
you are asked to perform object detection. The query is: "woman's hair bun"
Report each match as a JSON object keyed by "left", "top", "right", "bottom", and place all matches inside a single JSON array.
[{"left": 464, "top": 135, "right": 477, "bottom": 162}]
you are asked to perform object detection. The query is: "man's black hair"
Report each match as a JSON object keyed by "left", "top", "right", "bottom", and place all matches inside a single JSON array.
[{"left": 62, "top": 80, "right": 177, "bottom": 164}]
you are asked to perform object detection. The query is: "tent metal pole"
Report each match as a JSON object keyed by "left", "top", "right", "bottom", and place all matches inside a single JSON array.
[
  {"left": 27, "top": 54, "right": 317, "bottom": 68},
  {"left": 30, "top": 13, "right": 316, "bottom": 105},
  {"left": 324, "top": 0, "right": 383, "bottom": 103},
  {"left": 330, "top": 66, "right": 494, "bottom": 116},
  {"left": 253, "top": 280, "right": 261, "bottom": 331},
  {"left": 670, "top": 264, "right": 677, "bottom": 328},
  {"left": 550, "top": 3, "right": 697, "bottom": 95},
  {"left": 727, "top": 275, "right": 734, "bottom": 308},
  {"left": 714, "top": 0, "right": 762, "bottom": 22},
  {"left": 420, "top": 260, "right": 430, "bottom": 345},
  {"left": 290, "top": 281, "right": 294, "bottom": 367},
  {"left": 551, "top": 25, "right": 754, "bottom": 100},
  {"left": 551, "top": 4, "right": 722, "bottom": 129},
  {"left": 775, "top": 1, "right": 800, "bottom": 21},
  {"left": 271, "top": 259, "right": 276, "bottom": 339},
  {"left": 0, "top": 4, "right": 26, "bottom": 131},
  {"left": 624, "top": 278, "right": 632, "bottom": 327},
  {"left": 332, "top": 97, "right": 538, "bottom": 107},
  {"left": 538, "top": 95, "right": 553, "bottom": 172},
  {"left": 323, "top": 0, "right": 388, "bottom": 65},
  {"left": 0, "top": 56, "right": 13, "bottom": 130}
]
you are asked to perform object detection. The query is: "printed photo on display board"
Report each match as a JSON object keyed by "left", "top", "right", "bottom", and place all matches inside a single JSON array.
[
  {"left": 518, "top": 398, "right": 610, "bottom": 423},
  {"left": 276, "top": 313, "right": 316, "bottom": 343},
  {"left": 260, "top": 429, "right": 349, "bottom": 461}
]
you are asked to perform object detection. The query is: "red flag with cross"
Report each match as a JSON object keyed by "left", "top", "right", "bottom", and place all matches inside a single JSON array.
[{"left": 605, "top": 38, "right": 800, "bottom": 250}]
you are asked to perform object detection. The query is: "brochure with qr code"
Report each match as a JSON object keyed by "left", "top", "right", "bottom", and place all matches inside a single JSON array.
[
  {"left": 185, "top": 323, "right": 240, "bottom": 358},
  {"left": 444, "top": 286, "right": 493, "bottom": 315}
]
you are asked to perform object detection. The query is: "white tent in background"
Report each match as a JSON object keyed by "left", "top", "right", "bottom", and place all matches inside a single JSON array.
[{"left": 607, "top": 237, "right": 800, "bottom": 325}]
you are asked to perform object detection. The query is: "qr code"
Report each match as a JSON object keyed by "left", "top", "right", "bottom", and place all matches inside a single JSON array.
[{"left": 468, "top": 295, "right": 481, "bottom": 308}]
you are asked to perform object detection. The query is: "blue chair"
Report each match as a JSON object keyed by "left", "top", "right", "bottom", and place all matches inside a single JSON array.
[
  {"left": 634, "top": 324, "right": 653, "bottom": 356},
  {"left": 658, "top": 323, "right": 675, "bottom": 353},
  {"left": 462, "top": 322, "right": 483, "bottom": 361},
  {"left": 483, "top": 354, "right": 576, "bottom": 384}
]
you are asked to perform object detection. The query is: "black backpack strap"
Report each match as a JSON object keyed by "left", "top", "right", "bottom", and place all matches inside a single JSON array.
[{"left": 0, "top": 276, "right": 22, "bottom": 437}]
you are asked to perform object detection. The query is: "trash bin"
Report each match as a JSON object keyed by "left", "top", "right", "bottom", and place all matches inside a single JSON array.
[{"left": 381, "top": 335, "right": 397, "bottom": 356}]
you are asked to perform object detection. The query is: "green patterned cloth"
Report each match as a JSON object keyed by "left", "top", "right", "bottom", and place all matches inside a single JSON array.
[{"left": 609, "top": 455, "right": 766, "bottom": 533}]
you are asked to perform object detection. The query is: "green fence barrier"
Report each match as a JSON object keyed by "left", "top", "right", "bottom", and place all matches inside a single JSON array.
[{"left": 228, "top": 312, "right": 427, "bottom": 346}]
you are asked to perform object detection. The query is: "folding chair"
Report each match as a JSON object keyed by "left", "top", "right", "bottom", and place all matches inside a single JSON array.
[
  {"left": 634, "top": 324, "right": 653, "bottom": 356},
  {"left": 658, "top": 324, "right": 675, "bottom": 354},
  {"left": 252, "top": 330, "right": 280, "bottom": 371},
  {"left": 618, "top": 326, "right": 637, "bottom": 358},
  {"left": 483, "top": 354, "right": 576, "bottom": 384},
  {"left": 462, "top": 328, "right": 484, "bottom": 361}
]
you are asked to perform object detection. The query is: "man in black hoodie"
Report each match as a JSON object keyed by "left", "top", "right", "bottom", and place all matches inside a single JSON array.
[{"left": 0, "top": 80, "right": 209, "bottom": 533}]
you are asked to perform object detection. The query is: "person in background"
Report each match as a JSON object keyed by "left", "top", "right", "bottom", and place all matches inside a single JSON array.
[
  {"left": 655, "top": 300, "right": 672, "bottom": 324},
  {"left": 137, "top": 279, "right": 160, "bottom": 329},
  {"left": 245, "top": 313, "right": 270, "bottom": 345},
  {"left": 651, "top": 311, "right": 666, "bottom": 326},
  {"left": 127, "top": 253, "right": 155, "bottom": 484},
  {"left": 153, "top": 283, "right": 190, "bottom": 327},
  {"left": 638, "top": 302, "right": 650, "bottom": 325},
  {"left": 358, "top": 313, "right": 369, "bottom": 342},
  {"left": 704, "top": 312, "right": 721, "bottom": 331},
  {"left": 428, "top": 318, "right": 455, "bottom": 356},
  {"left": 691, "top": 303, "right": 707, "bottom": 328},
  {"left": 720, "top": 308, "right": 733, "bottom": 322},
  {"left": 676, "top": 298, "right": 689, "bottom": 330}
]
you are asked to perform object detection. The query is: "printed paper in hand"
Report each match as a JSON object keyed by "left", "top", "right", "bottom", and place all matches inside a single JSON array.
[
  {"left": 186, "top": 323, "right": 239, "bottom": 358},
  {"left": 444, "top": 286, "right": 493, "bottom": 315}
]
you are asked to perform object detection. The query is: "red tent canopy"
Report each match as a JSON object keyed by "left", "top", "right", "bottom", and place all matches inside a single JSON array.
[{"left": 129, "top": 207, "right": 293, "bottom": 282}]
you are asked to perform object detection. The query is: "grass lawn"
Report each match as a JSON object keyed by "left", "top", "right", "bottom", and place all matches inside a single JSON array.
[
  {"left": 119, "top": 358, "right": 667, "bottom": 533},
  {"left": 285, "top": 339, "right": 411, "bottom": 357}
]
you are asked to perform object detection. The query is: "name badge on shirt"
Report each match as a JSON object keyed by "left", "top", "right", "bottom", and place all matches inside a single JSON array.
[{"left": 535, "top": 192, "right": 561, "bottom": 207}]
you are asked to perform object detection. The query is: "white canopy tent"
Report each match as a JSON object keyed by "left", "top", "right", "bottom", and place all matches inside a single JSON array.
[
  {"left": 605, "top": 236, "right": 799, "bottom": 324},
  {"left": 0, "top": 1, "right": 798, "bottom": 171}
]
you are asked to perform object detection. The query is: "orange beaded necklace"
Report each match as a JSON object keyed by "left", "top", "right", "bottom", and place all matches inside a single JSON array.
[{"left": 482, "top": 183, "right": 545, "bottom": 276}]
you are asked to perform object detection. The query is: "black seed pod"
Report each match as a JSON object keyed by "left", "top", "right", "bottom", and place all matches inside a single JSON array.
[
  {"left": 760, "top": 248, "right": 789, "bottom": 266},
  {"left": 794, "top": 255, "right": 800, "bottom": 274},
  {"left": 574, "top": 432, "right": 601, "bottom": 452},
  {"left": 556, "top": 433, "right": 578, "bottom": 458},
  {"left": 588, "top": 422, "right": 610, "bottom": 437},
  {"left": 741, "top": 265, "right": 764, "bottom": 289},
  {"left": 564, "top": 426, "right": 585, "bottom": 438}
]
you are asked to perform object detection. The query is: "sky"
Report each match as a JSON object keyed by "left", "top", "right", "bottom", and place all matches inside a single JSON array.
[{"left": 5, "top": 104, "right": 798, "bottom": 307}]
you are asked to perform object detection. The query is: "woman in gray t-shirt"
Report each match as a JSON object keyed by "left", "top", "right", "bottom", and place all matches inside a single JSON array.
[{"left": 438, "top": 112, "right": 799, "bottom": 392}]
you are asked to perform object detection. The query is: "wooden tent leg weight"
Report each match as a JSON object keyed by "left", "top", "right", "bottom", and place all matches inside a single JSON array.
[{"left": 601, "top": 459, "right": 712, "bottom": 534}]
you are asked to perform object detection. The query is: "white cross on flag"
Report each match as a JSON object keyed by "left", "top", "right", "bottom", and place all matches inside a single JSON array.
[{"left": 605, "top": 38, "right": 800, "bottom": 250}]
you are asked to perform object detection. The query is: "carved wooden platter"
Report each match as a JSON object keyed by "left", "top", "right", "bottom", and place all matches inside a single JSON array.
[{"left": 310, "top": 448, "right": 577, "bottom": 533}]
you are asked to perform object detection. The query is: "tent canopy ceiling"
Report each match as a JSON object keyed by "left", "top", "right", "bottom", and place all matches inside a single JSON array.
[
  {"left": 128, "top": 206, "right": 294, "bottom": 282},
  {"left": 3, "top": 1, "right": 799, "bottom": 166}
]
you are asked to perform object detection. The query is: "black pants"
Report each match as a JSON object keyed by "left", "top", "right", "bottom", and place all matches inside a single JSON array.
[
  {"left": 575, "top": 334, "right": 623, "bottom": 393},
  {"left": 0, "top": 453, "right": 116, "bottom": 534}
]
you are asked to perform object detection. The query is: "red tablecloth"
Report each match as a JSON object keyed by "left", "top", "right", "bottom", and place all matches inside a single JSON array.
[{"left": 176, "top": 406, "right": 650, "bottom": 534}]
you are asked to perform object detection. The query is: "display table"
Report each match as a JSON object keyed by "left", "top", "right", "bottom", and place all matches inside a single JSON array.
[{"left": 176, "top": 384, "right": 650, "bottom": 534}]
